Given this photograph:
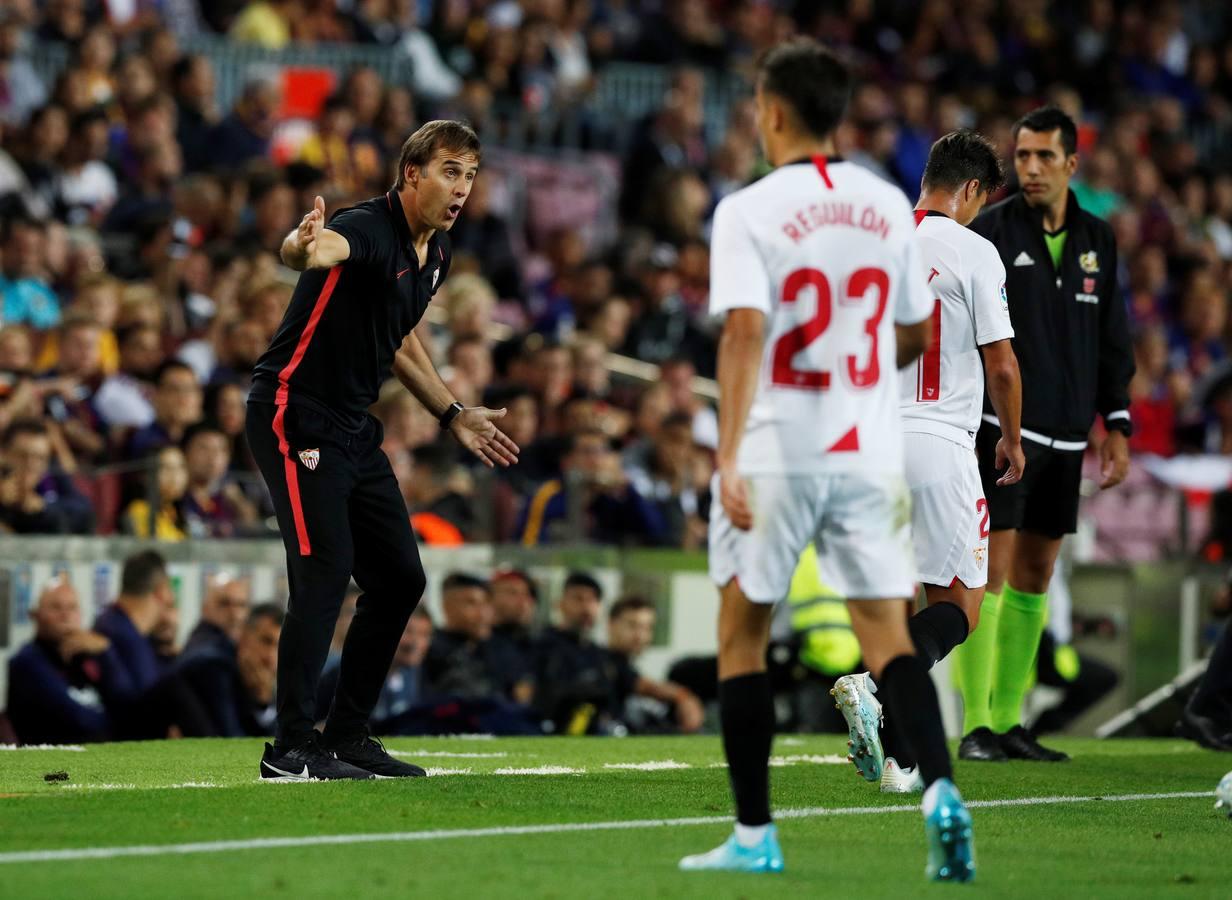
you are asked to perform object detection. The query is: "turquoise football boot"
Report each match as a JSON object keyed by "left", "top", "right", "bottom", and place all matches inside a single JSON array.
[
  {"left": 924, "top": 778, "right": 975, "bottom": 883},
  {"left": 679, "top": 825, "right": 785, "bottom": 873},
  {"left": 831, "top": 672, "right": 885, "bottom": 782}
]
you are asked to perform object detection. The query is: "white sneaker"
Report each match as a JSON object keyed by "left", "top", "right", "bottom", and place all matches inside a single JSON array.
[{"left": 879, "top": 756, "right": 923, "bottom": 794}]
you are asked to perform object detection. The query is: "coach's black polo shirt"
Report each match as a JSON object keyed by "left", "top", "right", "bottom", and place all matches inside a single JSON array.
[{"left": 250, "top": 191, "right": 451, "bottom": 431}]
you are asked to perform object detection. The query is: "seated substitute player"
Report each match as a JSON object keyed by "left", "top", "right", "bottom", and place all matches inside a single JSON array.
[
  {"left": 247, "top": 120, "right": 520, "bottom": 781},
  {"left": 832, "top": 131, "right": 1025, "bottom": 793},
  {"left": 679, "top": 40, "right": 975, "bottom": 883}
]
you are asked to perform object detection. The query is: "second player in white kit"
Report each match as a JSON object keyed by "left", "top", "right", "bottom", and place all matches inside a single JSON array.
[{"left": 900, "top": 209, "right": 1016, "bottom": 588}]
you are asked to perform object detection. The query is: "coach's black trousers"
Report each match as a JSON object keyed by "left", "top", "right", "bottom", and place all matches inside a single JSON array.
[{"left": 247, "top": 401, "right": 425, "bottom": 747}]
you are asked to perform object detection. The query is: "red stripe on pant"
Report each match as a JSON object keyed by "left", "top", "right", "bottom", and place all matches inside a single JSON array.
[{"left": 267, "top": 265, "right": 343, "bottom": 556}]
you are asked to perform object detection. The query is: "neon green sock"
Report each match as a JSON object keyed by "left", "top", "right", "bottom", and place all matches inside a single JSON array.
[
  {"left": 989, "top": 584, "right": 1048, "bottom": 733},
  {"left": 954, "top": 589, "right": 1000, "bottom": 733}
]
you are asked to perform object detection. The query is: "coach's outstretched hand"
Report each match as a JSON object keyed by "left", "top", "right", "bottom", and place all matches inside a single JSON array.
[{"left": 449, "top": 407, "right": 521, "bottom": 468}]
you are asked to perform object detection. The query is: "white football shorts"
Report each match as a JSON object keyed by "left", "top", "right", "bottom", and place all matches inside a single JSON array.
[
  {"left": 903, "top": 431, "right": 988, "bottom": 589},
  {"left": 709, "top": 471, "right": 917, "bottom": 603}
]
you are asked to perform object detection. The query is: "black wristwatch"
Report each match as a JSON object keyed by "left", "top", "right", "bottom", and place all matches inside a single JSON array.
[
  {"left": 439, "top": 401, "right": 465, "bottom": 430},
  {"left": 1105, "top": 415, "right": 1133, "bottom": 438}
]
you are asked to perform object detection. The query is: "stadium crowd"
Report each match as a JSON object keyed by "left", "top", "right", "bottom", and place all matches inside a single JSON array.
[
  {"left": 4, "top": 548, "right": 706, "bottom": 743},
  {"left": 0, "top": 2, "right": 1230, "bottom": 548}
]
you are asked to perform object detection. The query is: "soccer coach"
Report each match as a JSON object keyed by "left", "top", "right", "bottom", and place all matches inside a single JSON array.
[
  {"left": 246, "top": 120, "right": 519, "bottom": 781},
  {"left": 956, "top": 106, "right": 1134, "bottom": 763}
]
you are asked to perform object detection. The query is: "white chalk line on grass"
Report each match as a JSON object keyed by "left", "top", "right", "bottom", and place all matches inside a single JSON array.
[
  {"left": 0, "top": 791, "right": 1210, "bottom": 865},
  {"left": 390, "top": 751, "right": 510, "bottom": 759},
  {"left": 0, "top": 745, "right": 86, "bottom": 752}
]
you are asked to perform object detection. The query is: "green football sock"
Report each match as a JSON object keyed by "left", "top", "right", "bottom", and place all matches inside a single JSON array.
[
  {"left": 989, "top": 584, "right": 1048, "bottom": 733},
  {"left": 954, "top": 589, "right": 1000, "bottom": 734}
]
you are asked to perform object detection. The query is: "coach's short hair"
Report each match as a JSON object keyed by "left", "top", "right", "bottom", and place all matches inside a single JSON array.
[
  {"left": 921, "top": 131, "right": 1006, "bottom": 195},
  {"left": 394, "top": 120, "right": 482, "bottom": 190},
  {"left": 1013, "top": 105, "right": 1078, "bottom": 156},
  {"left": 756, "top": 39, "right": 851, "bottom": 141}
]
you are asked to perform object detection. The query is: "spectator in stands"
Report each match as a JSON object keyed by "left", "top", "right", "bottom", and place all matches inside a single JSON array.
[
  {"left": 207, "top": 75, "right": 278, "bottom": 171},
  {"left": 531, "top": 572, "right": 625, "bottom": 734},
  {"left": 626, "top": 411, "right": 709, "bottom": 549},
  {"left": 176, "top": 603, "right": 282, "bottom": 737},
  {"left": 659, "top": 356, "right": 718, "bottom": 449},
  {"left": 93, "top": 550, "right": 174, "bottom": 726},
  {"left": 1130, "top": 327, "right": 1182, "bottom": 457},
  {"left": 604, "top": 595, "right": 704, "bottom": 734},
  {"left": 447, "top": 173, "right": 522, "bottom": 300},
  {"left": 38, "top": 314, "right": 107, "bottom": 464},
  {"left": 424, "top": 572, "right": 531, "bottom": 704},
  {"left": 489, "top": 567, "right": 539, "bottom": 677},
  {"left": 518, "top": 429, "right": 667, "bottom": 546},
  {"left": 0, "top": 418, "right": 92, "bottom": 534},
  {"left": 181, "top": 421, "right": 259, "bottom": 538},
  {"left": 407, "top": 442, "right": 473, "bottom": 544},
  {"left": 622, "top": 244, "right": 715, "bottom": 376},
  {"left": 619, "top": 67, "right": 708, "bottom": 222},
  {"left": 172, "top": 54, "right": 218, "bottom": 173},
  {"left": 0, "top": 215, "right": 60, "bottom": 329},
  {"left": 0, "top": 14, "right": 46, "bottom": 127},
  {"left": 5, "top": 577, "right": 131, "bottom": 744},
  {"left": 120, "top": 444, "right": 190, "bottom": 539},
  {"left": 150, "top": 597, "right": 181, "bottom": 668},
  {"left": 183, "top": 575, "right": 252, "bottom": 660},
  {"left": 124, "top": 360, "right": 204, "bottom": 460},
  {"left": 53, "top": 109, "right": 117, "bottom": 227},
  {"left": 93, "top": 323, "right": 164, "bottom": 429}
]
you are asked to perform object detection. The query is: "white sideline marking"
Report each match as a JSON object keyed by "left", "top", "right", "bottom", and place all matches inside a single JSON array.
[
  {"left": 603, "top": 761, "right": 691, "bottom": 771},
  {"left": 0, "top": 745, "right": 86, "bottom": 752},
  {"left": 424, "top": 768, "right": 473, "bottom": 777},
  {"left": 391, "top": 751, "right": 510, "bottom": 759},
  {"left": 61, "top": 782, "right": 221, "bottom": 791},
  {"left": 769, "top": 755, "right": 849, "bottom": 767},
  {"left": 0, "top": 791, "right": 1209, "bottom": 865},
  {"left": 492, "top": 766, "right": 583, "bottom": 776}
]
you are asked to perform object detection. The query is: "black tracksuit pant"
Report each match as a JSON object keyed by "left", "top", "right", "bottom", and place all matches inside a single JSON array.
[{"left": 247, "top": 401, "right": 426, "bottom": 747}]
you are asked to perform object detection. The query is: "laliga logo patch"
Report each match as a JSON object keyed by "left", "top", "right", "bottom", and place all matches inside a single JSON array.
[
  {"left": 1079, "top": 251, "right": 1100, "bottom": 273},
  {"left": 432, "top": 268, "right": 440, "bottom": 290},
  {"left": 298, "top": 448, "right": 320, "bottom": 471},
  {"left": 999, "top": 283, "right": 1008, "bottom": 313}
]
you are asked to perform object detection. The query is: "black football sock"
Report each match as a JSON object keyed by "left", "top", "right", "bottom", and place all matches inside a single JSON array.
[
  {"left": 908, "top": 602, "right": 970, "bottom": 670},
  {"left": 719, "top": 672, "right": 775, "bottom": 826},
  {"left": 878, "top": 654, "right": 953, "bottom": 786}
]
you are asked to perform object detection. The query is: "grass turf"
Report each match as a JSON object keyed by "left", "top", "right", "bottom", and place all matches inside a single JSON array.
[{"left": 0, "top": 736, "right": 1229, "bottom": 899}]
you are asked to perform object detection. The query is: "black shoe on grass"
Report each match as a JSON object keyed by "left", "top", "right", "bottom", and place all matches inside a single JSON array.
[
  {"left": 998, "top": 725, "right": 1069, "bottom": 761},
  {"left": 1175, "top": 706, "right": 1232, "bottom": 752},
  {"left": 260, "top": 735, "right": 376, "bottom": 781},
  {"left": 323, "top": 730, "right": 428, "bottom": 778},
  {"left": 958, "top": 726, "right": 1009, "bottom": 762}
]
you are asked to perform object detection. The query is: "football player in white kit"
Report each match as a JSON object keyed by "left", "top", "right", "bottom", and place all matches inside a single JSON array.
[
  {"left": 833, "top": 132, "right": 1027, "bottom": 796},
  {"left": 678, "top": 40, "right": 975, "bottom": 883}
]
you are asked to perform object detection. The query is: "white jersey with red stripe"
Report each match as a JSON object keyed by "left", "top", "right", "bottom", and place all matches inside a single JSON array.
[
  {"left": 898, "top": 211, "right": 1013, "bottom": 448},
  {"left": 709, "top": 157, "right": 934, "bottom": 476}
]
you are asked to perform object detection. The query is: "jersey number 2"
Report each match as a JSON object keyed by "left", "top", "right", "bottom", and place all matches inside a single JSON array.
[{"left": 772, "top": 267, "right": 889, "bottom": 390}]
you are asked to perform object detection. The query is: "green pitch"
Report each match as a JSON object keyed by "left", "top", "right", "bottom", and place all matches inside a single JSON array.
[{"left": 0, "top": 736, "right": 1228, "bottom": 899}]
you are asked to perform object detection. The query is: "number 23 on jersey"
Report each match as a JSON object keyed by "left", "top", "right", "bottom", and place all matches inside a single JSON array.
[{"left": 771, "top": 266, "right": 890, "bottom": 391}]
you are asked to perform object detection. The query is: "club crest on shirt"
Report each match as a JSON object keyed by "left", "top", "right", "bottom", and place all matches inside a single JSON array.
[
  {"left": 1079, "top": 251, "right": 1100, "bottom": 273},
  {"left": 973, "top": 545, "right": 985, "bottom": 566},
  {"left": 999, "top": 283, "right": 1008, "bottom": 313},
  {"left": 298, "top": 448, "right": 320, "bottom": 471}
]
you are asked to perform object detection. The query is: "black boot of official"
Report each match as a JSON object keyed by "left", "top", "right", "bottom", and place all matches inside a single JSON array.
[
  {"left": 1175, "top": 704, "right": 1232, "bottom": 752},
  {"left": 958, "top": 726, "right": 1009, "bottom": 762},
  {"left": 998, "top": 725, "right": 1069, "bottom": 761},
  {"left": 260, "top": 734, "right": 376, "bottom": 781},
  {"left": 323, "top": 729, "right": 429, "bottom": 777}
]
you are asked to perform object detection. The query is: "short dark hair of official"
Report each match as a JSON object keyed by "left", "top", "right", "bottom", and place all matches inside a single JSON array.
[
  {"left": 921, "top": 130, "right": 1006, "bottom": 195},
  {"left": 120, "top": 549, "right": 168, "bottom": 596},
  {"left": 247, "top": 602, "right": 285, "bottom": 629},
  {"left": 442, "top": 572, "right": 490, "bottom": 594},
  {"left": 756, "top": 38, "right": 851, "bottom": 141},
  {"left": 394, "top": 120, "right": 482, "bottom": 190},
  {"left": 1013, "top": 105, "right": 1078, "bottom": 156},
  {"left": 609, "top": 594, "right": 654, "bottom": 621},
  {"left": 564, "top": 571, "right": 602, "bottom": 598}
]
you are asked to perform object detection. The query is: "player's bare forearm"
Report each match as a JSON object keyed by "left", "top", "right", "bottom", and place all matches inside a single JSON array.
[
  {"left": 895, "top": 318, "right": 931, "bottom": 368},
  {"left": 280, "top": 230, "right": 311, "bottom": 270},
  {"left": 981, "top": 339, "right": 1022, "bottom": 444},
  {"left": 281, "top": 197, "right": 351, "bottom": 270},
  {"left": 393, "top": 332, "right": 456, "bottom": 418},
  {"left": 715, "top": 310, "right": 765, "bottom": 470}
]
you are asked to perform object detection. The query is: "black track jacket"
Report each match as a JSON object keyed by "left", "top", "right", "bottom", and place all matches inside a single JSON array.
[{"left": 971, "top": 190, "right": 1134, "bottom": 444}]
